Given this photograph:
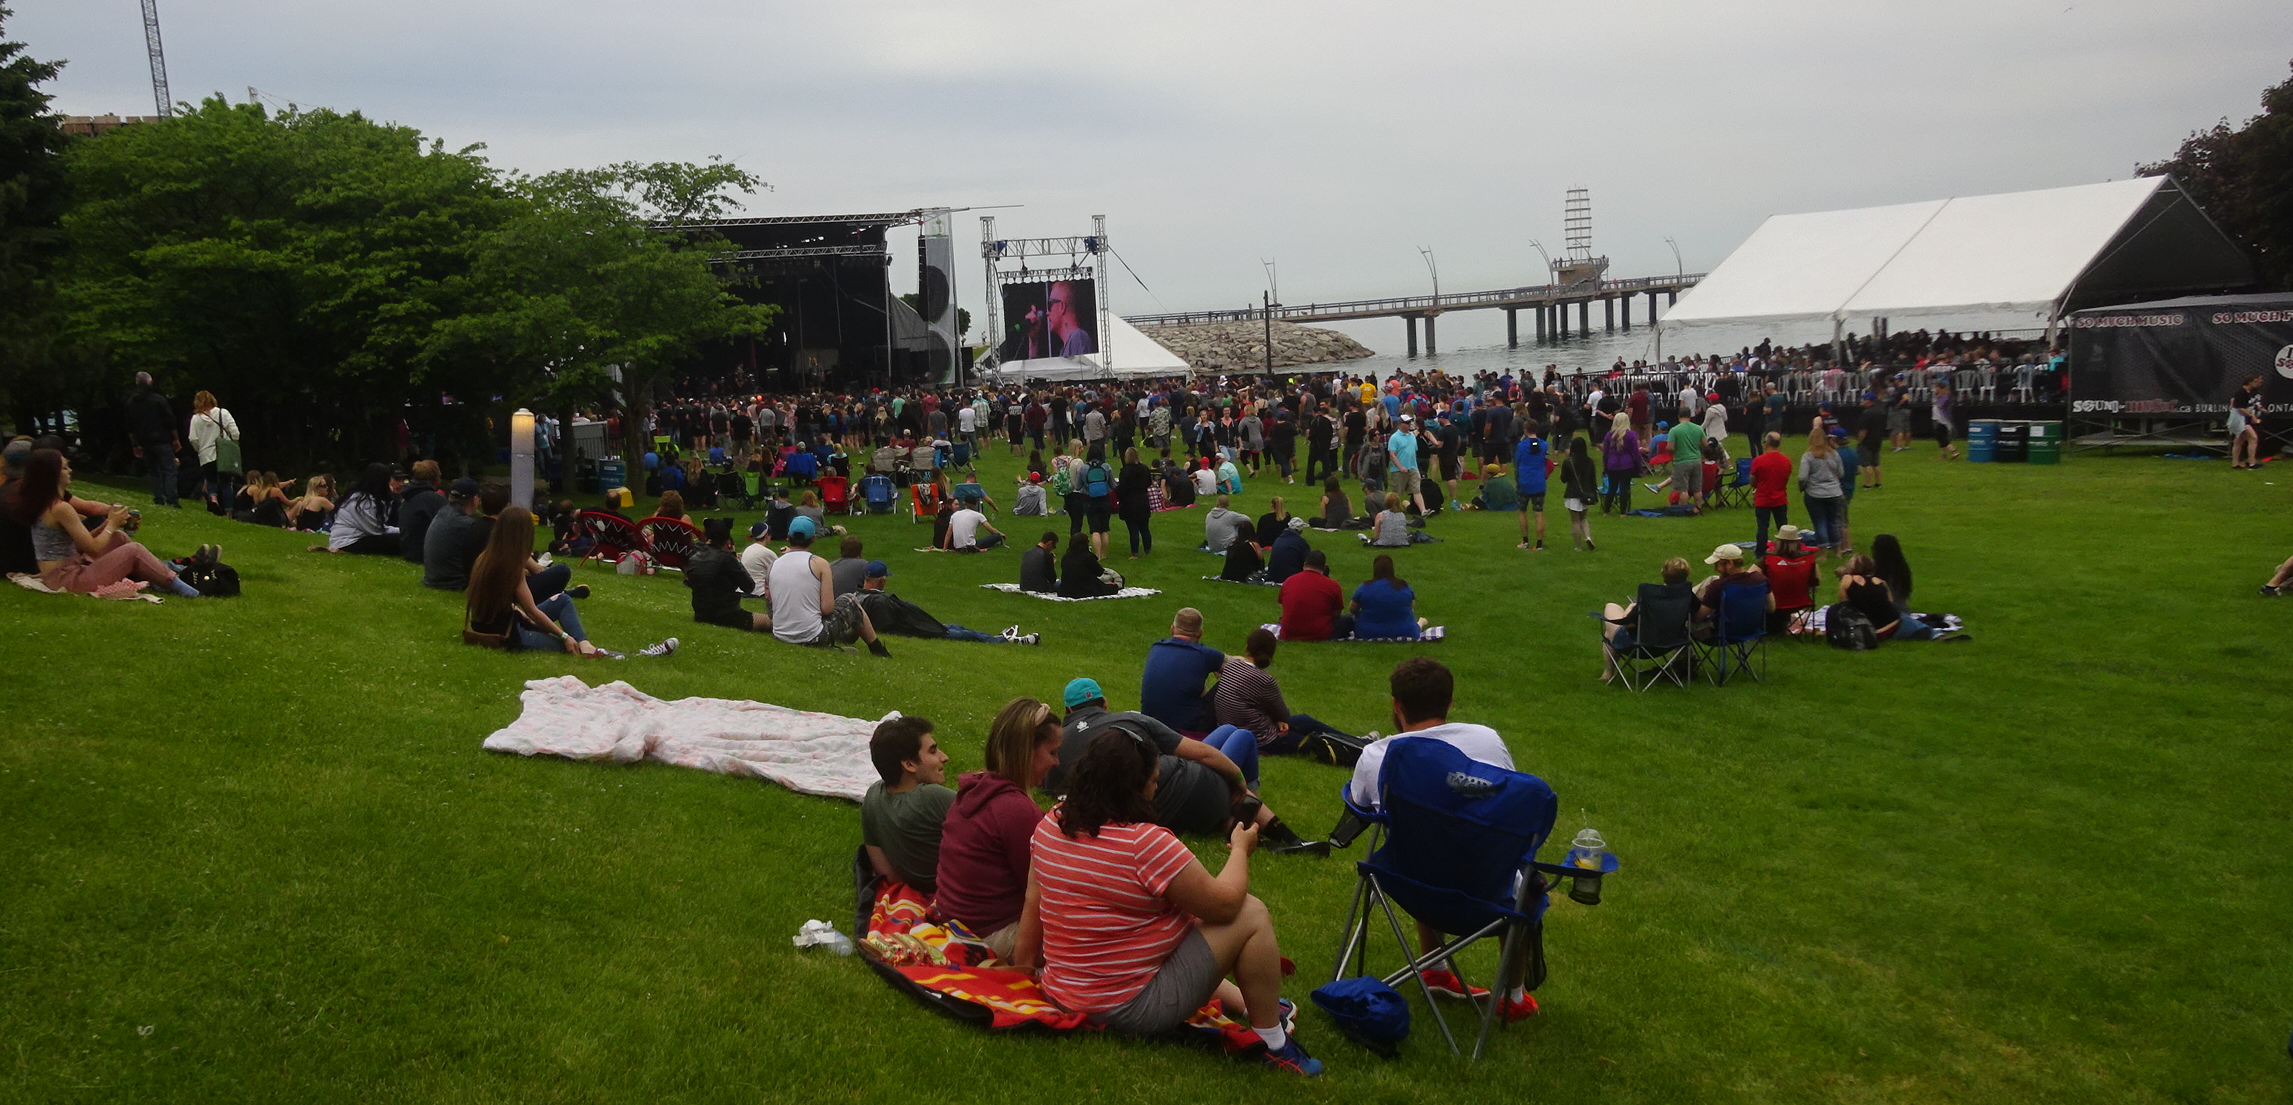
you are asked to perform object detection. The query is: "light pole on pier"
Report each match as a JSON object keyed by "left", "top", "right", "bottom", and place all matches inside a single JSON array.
[{"left": 1418, "top": 248, "right": 1440, "bottom": 301}]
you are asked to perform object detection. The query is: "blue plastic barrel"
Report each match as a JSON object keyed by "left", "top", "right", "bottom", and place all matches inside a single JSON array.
[
  {"left": 1967, "top": 419, "right": 1998, "bottom": 463},
  {"left": 597, "top": 457, "right": 627, "bottom": 493}
]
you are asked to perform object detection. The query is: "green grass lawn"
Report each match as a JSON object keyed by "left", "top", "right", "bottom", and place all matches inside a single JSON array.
[{"left": 5, "top": 439, "right": 2291, "bottom": 1103}]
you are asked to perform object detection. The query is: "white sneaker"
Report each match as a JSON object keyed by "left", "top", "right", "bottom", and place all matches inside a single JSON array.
[
  {"left": 1000, "top": 624, "right": 1022, "bottom": 639},
  {"left": 639, "top": 637, "right": 679, "bottom": 657},
  {"left": 1012, "top": 632, "right": 1041, "bottom": 645}
]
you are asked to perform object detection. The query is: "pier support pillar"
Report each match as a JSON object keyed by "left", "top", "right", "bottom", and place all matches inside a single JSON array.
[
  {"left": 1578, "top": 300, "right": 1591, "bottom": 334},
  {"left": 1534, "top": 305, "right": 1547, "bottom": 342},
  {"left": 1649, "top": 290, "right": 1660, "bottom": 323},
  {"left": 1667, "top": 290, "right": 1677, "bottom": 306},
  {"left": 1550, "top": 304, "right": 1564, "bottom": 340},
  {"left": 1404, "top": 316, "right": 1418, "bottom": 357},
  {"left": 1621, "top": 295, "right": 1632, "bottom": 330},
  {"left": 1604, "top": 297, "right": 1615, "bottom": 332},
  {"left": 1424, "top": 314, "right": 1438, "bottom": 355},
  {"left": 1506, "top": 308, "right": 1518, "bottom": 348}
]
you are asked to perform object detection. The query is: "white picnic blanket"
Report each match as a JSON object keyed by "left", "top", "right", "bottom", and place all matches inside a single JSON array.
[
  {"left": 481, "top": 676, "right": 885, "bottom": 801},
  {"left": 8, "top": 573, "right": 164, "bottom": 603},
  {"left": 980, "top": 582, "right": 1161, "bottom": 601}
]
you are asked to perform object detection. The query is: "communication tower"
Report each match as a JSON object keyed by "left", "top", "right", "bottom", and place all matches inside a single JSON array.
[
  {"left": 1550, "top": 186, "right": 1608, "bottom": 288},
  {"left": 141, "top": 0, "right": 173, "bottom": 118}
]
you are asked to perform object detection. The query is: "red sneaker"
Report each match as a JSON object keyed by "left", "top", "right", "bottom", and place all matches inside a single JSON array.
[
  {"left": 1500, "top": 991, "right": 1540, "bottom": 1021},
  {"left": 1419, "top": 969, "right": 1489, "bottom": 1000}
]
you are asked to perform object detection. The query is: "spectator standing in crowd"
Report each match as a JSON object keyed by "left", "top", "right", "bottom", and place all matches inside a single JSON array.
[
  {"left": 1558, "top": 434, "right": 1598, "bottom": 552},
  {"left": 126, "top": 372, "right": 181, "bottom": 508},
  {"left": 1931, "top": 384, "right": 1959, "bottom": 460},
  {"left": 1600, "top": 413, "right": 1641, "bottom": 514},
  {"left": 1117, "top": 447, "right": 1154, "bottom": 558},
  {"left": 1514, "top": 422, "right": 1548, "bottom": 550},
  {"left": 1856, "top": 393, "right": 1886, "bottom": 489},
  {"left": 1749, "top": 431, "right": 1793, "bottom": 555},
  {"left": 1798, "top": 421, "right": 1846, "bottom": 553},
  {"left": 187, "top": 390, "right": 241, "bottom": 516}
]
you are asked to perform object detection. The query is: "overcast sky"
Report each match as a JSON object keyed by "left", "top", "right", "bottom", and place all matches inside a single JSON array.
[{"left": 18, "top": 0, "right": 2293, "bottom": 345}]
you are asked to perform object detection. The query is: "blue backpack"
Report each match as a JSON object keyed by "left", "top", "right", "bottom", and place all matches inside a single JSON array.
[{"left": 1084, "top": 462, "right": 1113, "bottom": 498}]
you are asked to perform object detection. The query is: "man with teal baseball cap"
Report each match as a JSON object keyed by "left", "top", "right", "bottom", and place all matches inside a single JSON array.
[
  {"left": 1046, "top": 677, "right": 1319, "bottom": 853},
  {"left": 767, "top": 515, "right": 891, "bottom": 656}
]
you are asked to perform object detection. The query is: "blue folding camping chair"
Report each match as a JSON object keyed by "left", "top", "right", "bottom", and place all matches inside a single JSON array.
[
  {"left": 859, "top": 473, "right": 895, "bottom": 515},
  {"left": 1696, "top": 581, "right": 1770, "bottom": 685},
  {"left": 1329, "top": 737, "right": 1584, "bottom": 1060}
]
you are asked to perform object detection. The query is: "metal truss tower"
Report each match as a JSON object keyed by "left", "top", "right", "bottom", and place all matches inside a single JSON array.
[{"left": 141, "top": 0, "right": 173, "bottom": 118}]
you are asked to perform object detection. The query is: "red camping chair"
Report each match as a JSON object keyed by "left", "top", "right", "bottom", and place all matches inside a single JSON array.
[
  {"left": 909, "top": 481, "right": 942, "bottom": 524},
  {"left": 818, "top": 474, "right": 854, "bottom": 516},
  {"left": 639, "top": 515, "right": 703, "bottom": 569},
  {"left": 579, "top": 511, "right": 650, "bottom": 563}
]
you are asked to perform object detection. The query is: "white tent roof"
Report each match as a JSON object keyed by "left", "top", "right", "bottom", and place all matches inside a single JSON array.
[
  {"left": 995, "top": 314, "right": 1191, "bottom": 381},
  {"left": 1661, "top": 178, "right": 2249, "bottom": 337}
]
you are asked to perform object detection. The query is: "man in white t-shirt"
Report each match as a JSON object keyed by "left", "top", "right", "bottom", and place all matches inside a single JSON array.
[
  {"left": 944, "top": 505, "right": 1005, "bottom": 551},
  {"left": 740, "top": 521, "right": 779, "bottom": 597},
  {"left": 956, "top": 403, "right": 978, "bottom": 445},
  {"left": 767, "top": 517, "right": 890, "bottom": 655},
  {"left": 1345, "top": 657, "right": 1535, "bottom": 1021}
]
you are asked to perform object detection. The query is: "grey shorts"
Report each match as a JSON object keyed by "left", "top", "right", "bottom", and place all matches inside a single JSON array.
[
  {"left": 1389, "top": 467, "right": 1420, "bottom": 498},
  {"left": 807, "top": 592, "right": 866, "bottom": 647},
  {"left": 1673, "top": 460, "right": 1702, "bottom": 495},
  {"left": 1089, "top": 928, "right": 1220, "bottom": 1035}
]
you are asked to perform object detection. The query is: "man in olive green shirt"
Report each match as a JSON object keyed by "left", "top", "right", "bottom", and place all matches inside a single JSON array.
[
  {"left": 1668, "top": 419, "right": 1707, "bottom": 513},
  {"left": 860, "top": 716, "right": 953, "bottom": 892}
]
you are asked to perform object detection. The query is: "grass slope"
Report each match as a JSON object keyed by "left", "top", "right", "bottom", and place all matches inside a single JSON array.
[{"left": 3, "top": 441, "right": 2290, "bottom": 1104}]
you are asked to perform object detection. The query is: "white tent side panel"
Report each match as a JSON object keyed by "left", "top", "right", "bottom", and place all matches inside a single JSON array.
[
  {"left": 1659, "top": 200, "right": 1945, "bottom": 325},
  {"left": 1841, "top": 178, "right": 2164, "bottom": 316}
]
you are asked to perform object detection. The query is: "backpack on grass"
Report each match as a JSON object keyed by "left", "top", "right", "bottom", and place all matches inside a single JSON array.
[
  {"left": 180, "top": 561, "right": 240, "bottom": 598},
  {"left": 1826, "top": 603, "right": 1878, "bottom": 651}
]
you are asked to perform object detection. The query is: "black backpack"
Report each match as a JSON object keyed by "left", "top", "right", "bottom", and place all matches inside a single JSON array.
[
  {"left": 181, "top": 561, "right": 241, "bottom": 598},
  {"left": 1826, "top": 603, "right": 1877, "bottom": 650}
]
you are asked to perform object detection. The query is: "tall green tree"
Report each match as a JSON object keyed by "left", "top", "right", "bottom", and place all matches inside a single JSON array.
[
  {"left": 59, "top": 96, "right": 513, "bottom": 467},
  {"left": 0, "top": 5, "right": 76, "bottom": 431},
  {"left": 425, "top": 160, "right": 777, "bottom": 477},
  {"left": 2142, "top": 60, "right": 2293, "bottom": 290}
]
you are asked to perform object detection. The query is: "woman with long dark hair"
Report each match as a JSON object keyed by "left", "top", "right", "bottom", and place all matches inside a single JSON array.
[
  {"left": 313, "top": 462, "right": 401, "bottom": 554},
  {"left": 7, "top": 449, "right": 204, "bottom": 596},
  {"left": 1348, "top": 553, "right": 1425, "bottom": 639},
  {"left": 465, "top": 506, "right": 675, "bottom": 658},
  {"left": 1014, "top": 728, "right": 1322, "bottom": 1075}
]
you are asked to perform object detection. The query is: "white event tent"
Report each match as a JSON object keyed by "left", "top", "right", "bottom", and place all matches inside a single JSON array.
[
  {"left": 1659, "top": 177, "right": 2253, "bottom": 345},
  {"left": 992, "top": 313, "right": 1192, "bottom": 382}
]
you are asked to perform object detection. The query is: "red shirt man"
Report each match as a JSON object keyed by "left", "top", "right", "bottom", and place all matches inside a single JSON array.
[
  {"left": 1278, "top": 553, "right": 1345, "bottom": 641},
  {"left": 1750, "top": 441, "right": 1793, "bottom": 509}
]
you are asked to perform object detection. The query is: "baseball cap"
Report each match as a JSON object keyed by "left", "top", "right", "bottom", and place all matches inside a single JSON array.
[
  {"left": 447, "top": 478, "right": 482, "bottom": 499},
  {"left": 865, "top": 560, "right": 889, "bottom": 578},
  {"left": 1399, "top": 413, "right": 1414, "bottom": 422},
  {"left": 788, "top": 516, "right": 818, "bottom": 539},
  {"left": 1704, "top": 543, "right": 1746, "bottom": 565},
  {"left": 1062, "top": 677, "right": 1104, "bottom": 710},
  {"left": 749, "top": 521, "right": 770, "bottom": 541}
]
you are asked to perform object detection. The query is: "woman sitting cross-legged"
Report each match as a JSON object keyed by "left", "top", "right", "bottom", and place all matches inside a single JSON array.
[
  {"left": 463, "top": 505, "right": 676, "bottom": 659},
  {"left": 932, "top": 697, "right": 1063, "bottom": 964},
  {"left": 1348, "top": 554, "right": 1427, "bottom": 640},
  {"left": 311, "top": 463, "right": 400, "bottom": 554},
  {"left": 6, "top": 448, "right": 209, "bottom": 597},
  {"left": 1014, "top": 728, "right": 1324, "bottom": 1076}
]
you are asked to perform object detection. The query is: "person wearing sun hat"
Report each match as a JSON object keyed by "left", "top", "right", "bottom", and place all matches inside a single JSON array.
[
  {"left": 1761, "top": 525, "right": 1821, "bottom": 630},
  {"left": 1695, "top": 541, "right": 1772, "bottom": 633}
]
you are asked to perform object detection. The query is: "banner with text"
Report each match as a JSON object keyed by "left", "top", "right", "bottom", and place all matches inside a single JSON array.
[{"left": 2067, "top": 295, "right": 2293, "bottom": 419}]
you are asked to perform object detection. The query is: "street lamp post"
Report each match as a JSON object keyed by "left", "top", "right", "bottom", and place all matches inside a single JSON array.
[
  {"left": 1418, "top": 247, "right": 1440, "bottom": 301},
  {"left": 510, "top": 407, "right": 535, "bottom": 512}
]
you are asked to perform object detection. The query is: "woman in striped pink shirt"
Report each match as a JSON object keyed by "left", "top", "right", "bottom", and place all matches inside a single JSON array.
[{"left": 1013, "top": 729, "right": 1322, "bottom": 1075}]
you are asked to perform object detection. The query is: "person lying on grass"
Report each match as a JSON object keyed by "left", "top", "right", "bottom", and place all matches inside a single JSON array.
[
  {"left": 464, "top": 506, "right": 674, "bottom": 659},
  {"left": 856, "top": 561, "right": 1038, "bottom": 645},
  {"left": 1345, "top": 657, "right": 1539, "bottom": 1023},
  {"left": 933, "top": 697, "right": 1063, "bottom": 963},
  {"left": 1048, "top": 678, "right": 1317, "bottom": 852},
  {"left": 862, "top": 715, "right": 953, "bottom": 895},
  {"left": 1013, "top": 727, "right": 1325, "bottom": 1076}
]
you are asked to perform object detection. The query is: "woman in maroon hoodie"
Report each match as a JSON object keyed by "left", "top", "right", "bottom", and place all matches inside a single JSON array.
[{"left": 934, "top": 697, "right": 1062, "bottom": 963}]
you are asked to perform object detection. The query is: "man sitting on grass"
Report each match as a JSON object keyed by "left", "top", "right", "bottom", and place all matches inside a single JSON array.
[
  {"left": 1019, "top": 531, "right": 1059, "bottom": 593},
  {"left": 856, "top": 562, "right": 1038, "bottom": 645},
  {"left": 943, "top": 502, "right": 1005, "bottom": 552},
  {"left": 862, "top": 715, "right": 954, "bottom": 893},
  {"left": 1140, "top": 608, "right": 1224, "bottom": 734},
  {"left": 1047, "top": 678, "right": 1315, "bottom": 851},
  {"left": 1345, "top": 657, "right": 1537, "bottom": 1021},
  {"left": 1202, "top": 495, "right": 1252, "bottom": 552},
  {"left": 685, "top": 517, "right": 768, "bottom": 632},
  {"left": 768, "top": 517, "right": 891, "bottom": 657}
]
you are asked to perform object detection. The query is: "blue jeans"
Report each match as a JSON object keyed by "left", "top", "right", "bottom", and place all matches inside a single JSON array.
[
  {"left": 941, "top": 623, "right": 1010, "bottom": 644},
  {"left": 1261, "top": 713, "right": 1351, "bottom": 755},
  {"left": 1804, "top": 496, "right": 1843, "bottom": 549},
  {"left": 513, "top": 591, "right": 586, "bottom": 651},
  {"left": 528, "top": 563, "right": 572, "bottom": 601},
  {"left": 143, "top": 445, "right": 179, "bottom": 505},
  {"left": 1754, "top": 504, "right": 1790, "bottom": 554},
  {"left": 1203, "top": 724, "right": 1259, "bottom": 789},
  {"left": 1894, "top": 613, "right": 1938, "bottom": 641}
]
